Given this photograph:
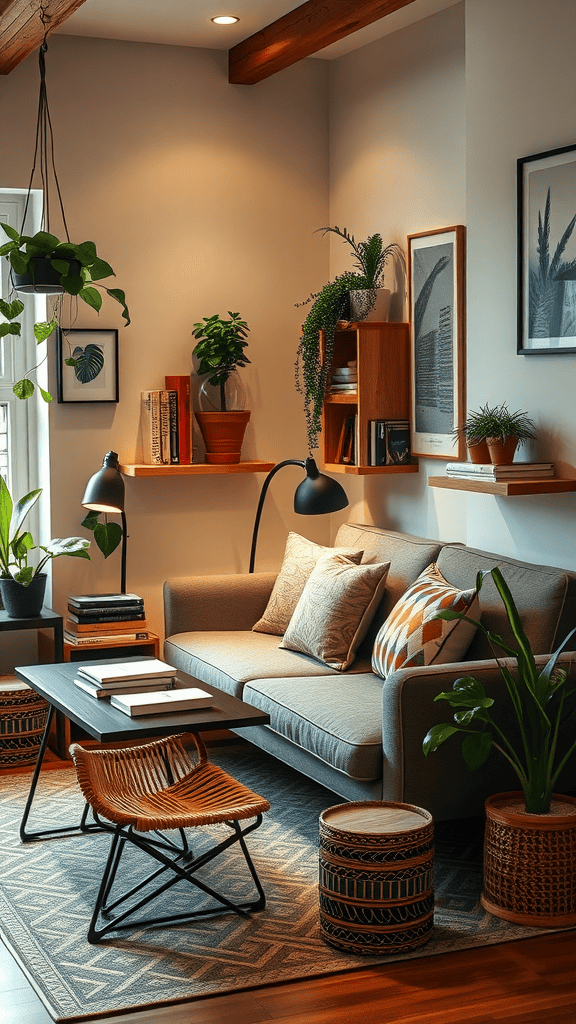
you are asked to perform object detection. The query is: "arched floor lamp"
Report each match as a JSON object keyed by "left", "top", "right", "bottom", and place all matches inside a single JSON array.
[
  {"left": 82, "top": 452, "right": 127, "bottom": 594},
  {"left": 249, "top": 457, "right": 349, "bottom": 573}
]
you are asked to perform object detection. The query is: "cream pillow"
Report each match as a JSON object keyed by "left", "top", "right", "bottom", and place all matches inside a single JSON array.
[
  {"left": 279, "top": 553, "right": 390, "bottom": 670},
  {"left": 252, "top": 532, "right": 363, "bottom": 636},
  {"left": 371, "top": 562, "right": 480, "bottom": 679}
]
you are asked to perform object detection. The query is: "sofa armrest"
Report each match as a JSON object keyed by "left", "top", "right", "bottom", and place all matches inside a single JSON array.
[{"left": 163, "top": 572, "right": 278, "bottom": 637}]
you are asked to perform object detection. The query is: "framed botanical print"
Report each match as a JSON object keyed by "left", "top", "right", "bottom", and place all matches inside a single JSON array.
[
  {"left": 56, "top": 328, "right": 119, "bottom": 403},
  {"left": 517, "top": 142, "right": 576, "bottom": 354},
  {"left": 407, "top": 225, "right": 466, "bottom": 460}
]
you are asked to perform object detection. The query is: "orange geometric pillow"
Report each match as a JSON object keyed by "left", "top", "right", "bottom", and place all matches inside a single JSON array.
[{"left": 371, "top": 563, "right": 479, "bottom": 679}]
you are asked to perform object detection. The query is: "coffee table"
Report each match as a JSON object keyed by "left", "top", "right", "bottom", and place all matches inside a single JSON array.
[{"left": 15, "top": 658, "right": 270, "bottom": 843}]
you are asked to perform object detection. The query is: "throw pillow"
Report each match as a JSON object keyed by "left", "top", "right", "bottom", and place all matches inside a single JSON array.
[
  {"left": 279, "top": 553, "right": 391, "bottom": 670},
  {"left": 252, "top": 532, "right": 364, "bottom": 636},
  {"left": 371, "top": 562, "right": 480, "bottom": 679}
]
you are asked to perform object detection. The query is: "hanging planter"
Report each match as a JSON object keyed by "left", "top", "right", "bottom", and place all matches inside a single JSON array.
[{"left": 11, "top": 255, "right": 82, "bottom": 295}]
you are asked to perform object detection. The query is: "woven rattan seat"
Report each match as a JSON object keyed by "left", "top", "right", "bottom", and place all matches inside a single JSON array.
[{"left": 69, "top": 732, "right": 270, "bottom": 943}]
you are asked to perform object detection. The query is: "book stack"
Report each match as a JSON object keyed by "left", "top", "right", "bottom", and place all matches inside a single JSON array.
[
  {"left": 74, "top": 658, "right": 178, "bottom": 699},
  {"left": 141, "top": 377, "right": 193, "bottom": 466},
  {"left": 369, "top": 420, "right": 411, "bottom": 466},
  {"left": 329, "top": 361, "right": 357, "bottom": 394},
  {"left": 65, "top": 593, "right": 149, "bottom": 647},
  {"left": 446, "top": 461, "right": 554, "bottom": 481}
]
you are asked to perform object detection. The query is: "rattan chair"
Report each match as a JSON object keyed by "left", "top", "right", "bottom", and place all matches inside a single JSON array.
[{"left": 69, "top": 732, "right": 270, "bottom": 943}]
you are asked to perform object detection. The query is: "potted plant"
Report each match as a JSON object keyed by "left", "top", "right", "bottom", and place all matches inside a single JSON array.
[
  {"left": 295, "top": 228, "right": 404, "bottom": 452},
  {"left": 191, "top": 311, "right": 251, "bottom": 464},
  {"left": 452, "top": 403, "right": 537, "bottom": 465},
  {"left": 0, "top": 224, "right": 130, "bottom": 402},
  {"left": 0, "top": 477, "right": 90, "bottom": 617},
  {"left": 423, "top": 566, "right": 576, "bottom": 926}
]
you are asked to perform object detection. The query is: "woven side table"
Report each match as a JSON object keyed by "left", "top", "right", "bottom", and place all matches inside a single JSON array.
[
  {"left": 0, "top": 676, "right": 50, "bottom": 768},
  {"left": 319, "top": 801, "right": 434, "bottom": 955}
]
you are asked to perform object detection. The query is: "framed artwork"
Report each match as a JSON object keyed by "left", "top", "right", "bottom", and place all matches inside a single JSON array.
[
  {"left": 517, "top": 142, "right": 576, "bottom": 354},
  {"left": 56, "top": 328, "right": 119, "bottom": 403},
  {"left": 407, "top": 225, "right": 466, "bottom": 460}
]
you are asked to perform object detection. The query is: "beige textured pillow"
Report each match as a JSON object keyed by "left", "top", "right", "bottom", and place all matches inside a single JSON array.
[
  {"left": 252, "top": 532, "right": 363, "bottom": 636},
  {"left": 279, "top": 553, "right": 390, "bottom": 670},
  {"left": 371, "top": 562, "right": 480, "bottom": 679}
]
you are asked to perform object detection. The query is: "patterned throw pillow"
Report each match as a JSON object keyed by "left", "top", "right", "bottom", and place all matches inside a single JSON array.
[
  {"left": 371, "top": 562, "right": 480, "bottom": 679},
  {"left": 279, "top": 553, "right": 390, "bottom": 670},
  {"left": 252, "top": 532, "right": 363, "bottom": 636}
]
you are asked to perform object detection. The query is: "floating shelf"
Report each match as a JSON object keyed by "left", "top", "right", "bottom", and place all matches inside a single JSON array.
[
  {"left": 121, "top": 461, "right": 275, "bottom": 477},
  {"left": 428, "top": 476, "right": 576, "bottom": 496},
  {"left": 325, "top": 462, "right": 419, "bottom": 477}
]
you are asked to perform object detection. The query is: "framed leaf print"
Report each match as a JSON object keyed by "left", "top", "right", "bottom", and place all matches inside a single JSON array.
[{"left": 56, "top": 328, "right": 119, "bottom": 403}]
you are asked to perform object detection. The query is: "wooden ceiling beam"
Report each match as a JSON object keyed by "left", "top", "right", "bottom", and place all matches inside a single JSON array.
[
  {"left": 0, "top": 0, "right": 88, "bottom": 75},
  {"left": 229, "top": 0, "right": 418, "bottom": 85}
]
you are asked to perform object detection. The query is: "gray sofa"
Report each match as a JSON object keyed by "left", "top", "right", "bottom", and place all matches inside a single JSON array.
[{"left": 163, "top": 523, "right": 576, "bottom": 820}]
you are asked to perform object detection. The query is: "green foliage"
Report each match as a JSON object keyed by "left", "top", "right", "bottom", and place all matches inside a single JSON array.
[
  {"left": 81, "top": 509, "right": 122, "bottom": 559},
  {"left": 452, "top": 402, "right": 537, "bottom": 445},
  {"left": 422, "top": 567, "right": 576, "bottom": 813},
  {"left": 0, "top": 476, "right": 90, "bottom": 584},
  {"left": 192, "top": 312, "right": 250, "bottom": 412},
  {"left": 0, "top": 224, "right": 130, "bottom": 403},
  {"left": 317, "top": 226, "right": 405, "bottom": 289}
]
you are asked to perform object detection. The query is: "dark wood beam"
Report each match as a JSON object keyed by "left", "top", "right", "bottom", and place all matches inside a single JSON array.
[
  {"left": 0, "top": 0, "right": 88, "bottom": 75},
  {"left": 229, "top": 0, "right": 418, "bottom": 85}
]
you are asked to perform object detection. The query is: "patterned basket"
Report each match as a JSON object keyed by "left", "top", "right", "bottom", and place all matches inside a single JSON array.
[
  {"left": 481, "top": 791, "right": 576, "bottom": 927},
  {"left": 319, "top": 800, "right": 434, "bottom": 955},
  {"left": 0, "top": 677, "right": 49, "bottom": 768}
]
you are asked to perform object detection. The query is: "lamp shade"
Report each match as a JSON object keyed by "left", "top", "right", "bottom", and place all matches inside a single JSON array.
[
  {"left": 294, "top": 457, "right": 349, "bottom": 515},
  {"left": 82, "top": 451, "right": 125, "bottom": 513}
]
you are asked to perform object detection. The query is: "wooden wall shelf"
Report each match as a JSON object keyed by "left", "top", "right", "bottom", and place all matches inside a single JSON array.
[
  {"left": 326, "top": 462, "right": 419, "bottom": 477},
  {"left": 121, "top": 461, "right": 275, "bottom": 477},
  {"left": 429, "top": 476, "right": 576, "bottom": 496}
]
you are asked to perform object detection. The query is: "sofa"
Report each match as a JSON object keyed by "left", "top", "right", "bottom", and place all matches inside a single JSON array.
[{"left": 163, "top": 522, "right": 576, "bottom": 821}]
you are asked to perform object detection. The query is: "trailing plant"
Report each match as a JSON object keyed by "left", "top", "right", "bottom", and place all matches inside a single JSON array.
[
  {"left": 423, "top": 567, "right": 576, "bottom": 814},
  {"left": 0, "top": 476, "right": 90, "bottom": 584},
  {"left": 191, "top": 312, "right": 250, "bottom": 412},
  {"left": 451, "top": 403, "right": 536, "bottom": 446},
  {"left": 0, "top": 225, "right": 130, "bottom": 402},
  {"left": 530, "top": 188, "right": 576, "bottom": 339}
]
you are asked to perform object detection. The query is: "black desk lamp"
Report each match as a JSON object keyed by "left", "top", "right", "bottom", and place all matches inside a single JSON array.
[
  {"left": 249, "top": 457, "right": 349, "bottom": 573},
  {"left": 82, "top": 451, "right": 127, "bottom": 594}
]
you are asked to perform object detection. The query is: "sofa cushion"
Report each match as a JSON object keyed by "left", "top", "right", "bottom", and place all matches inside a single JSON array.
[
  {"left": 280, "top": 554, "right": 390, "bottom": 670},
  {"left": 252, "top": 532, "right": 363, "bottom": 636},
  {"left": 243, "top": 674, "right": 383, "bottom": 781},
  {"left": 371, "top": 563, "right": 479, "bottom": 679},
  {"left": 165, "top": 630, "right": 372, "bottom": 699}
]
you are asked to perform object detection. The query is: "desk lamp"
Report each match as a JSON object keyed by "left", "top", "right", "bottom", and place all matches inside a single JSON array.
[
  {"left": 249, "top": 457, "right": 348, "bottom": 573},
  {"left": 82, "top": 451, "right": 127, "bottom": 593}
]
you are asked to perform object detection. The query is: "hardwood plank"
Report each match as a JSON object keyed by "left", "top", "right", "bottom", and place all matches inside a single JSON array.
[
  {"left": 0, "top": 0, "right": 88, "bottom": 75},
  {"left": 228, "top": 0, "right": 419, "bottom": 85},
  {"left": 428, "top": 475, "right": 576, "bottom": 495}
]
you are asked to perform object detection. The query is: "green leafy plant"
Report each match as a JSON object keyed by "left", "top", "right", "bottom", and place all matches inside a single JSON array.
[
  {"left": 80, "top": 509, "right": 123, "bottom": 559},
  {"left": 317, "top": 226, "right": 405, "bottom": 290},
  {"left": 423, "top": 567, "right": 576, "bottom": 814},
  {"left": 191, "top": 312, "right": 250, "bottom": 412},
  {"left": 0, "top": 224, "right": 130, "bottom": 402},
  {"left": 451, "top": 403, "right": 537, "bottom": 446},
  {"left": 0, "top": 476, "right": 90, "bottom": 584},
  {"left": 530, "top": 188, "right": 576, "bottom": 339}
]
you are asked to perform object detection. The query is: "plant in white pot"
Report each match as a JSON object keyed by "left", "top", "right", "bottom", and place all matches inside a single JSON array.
[
  {"left": 0, "top": 477, "right": 90, "bottom": 617},
  {"left": 423, "top": 566, "right": 576, "bottom": 927},
  {"left": 191, "top": 312, "right": 251, "bottom": 464},
  {"left": 317, "top": 225, "right": 405, "bottom": 322}
]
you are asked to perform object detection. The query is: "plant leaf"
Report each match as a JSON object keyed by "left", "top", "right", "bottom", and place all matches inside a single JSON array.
[
  {"left": 13, "top": 379, "right": 35, "bottom": 399},
  {"left": 105, "top": 287, "right": 130, "bottom": 325},
  {"left": 38, "top": 386, "right": 52, "bottom": 403},
  {"left": 462, "top": 731, "right": 493, "bottom": 770},
  {"left": 0, "top": 222, "right": 19, "bottom": 241},
  {"left": 422, "top": 722, "right": 461, "bottom": 756},
  {"left": 94, "top": 521, "right": 122, "bottom": 558},
  {"left": 42, "top": 537, "right": 91, "bottom": 558},
  {"left": 9, "top": 249, "right": 30, "bottom": 275},
  {"left": 0, "top": 323, "right": 20, "bottom": 338},
  {"left": 0, "top": 298, "right": 24, "bottom": 320},
  {"left": 72, "top": 343, "right": 104, "bottom": 383},
  {"left": 79, "top": 286, "right": 103, "bottom": 312},
  {"left": 34, "top": 319, "right": 58, "bottom": 343},
  {"left": 88, "top": 257, "right": 114, "bottom": 281}
]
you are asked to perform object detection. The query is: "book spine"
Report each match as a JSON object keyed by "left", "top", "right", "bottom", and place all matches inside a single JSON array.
[
  {"left": 67, "top": 613, "right": 146, "bottom": 625},
  {"left": 385, "top": 421, "right": 411, "bottom": 465},
  {"left": 165, "top": 375, "right": 192, "bottom": 464},
  {"left": 64, "top": 631, "right": 149, "bottom": 645},
  {"left": 159, "top": 390, "right": 172, "bottom": 464},
  {"left": 68, "top": 605, "right": 144, "bottom": 617},
  {"left": 141, "top": 390, "right": 164, "bottom": 465},
  {"left": 66, "top": 618, "right": 148, "bottom": 633},
  {"left": 166, "top": 389, "right": 179, "bottom": 464},
  {"left": 372, "top": 421, "right": 387, "bottom": 466}
]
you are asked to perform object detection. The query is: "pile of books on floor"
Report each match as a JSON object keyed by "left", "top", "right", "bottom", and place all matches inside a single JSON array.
[
  {"left": 446, "top": 461, "right": 555, "bottom": 480},
  {"left": 65, "top": 592, "right": 150, "bottom": 648},
  {"left": 73, "top": 659, "right": 213, "bottom": 717},
  {"left": 141, "top": 375, "right": 193, "bottom": 466},
  {"left": 329, "top": 361, "right": 357, "bottom": 394}
]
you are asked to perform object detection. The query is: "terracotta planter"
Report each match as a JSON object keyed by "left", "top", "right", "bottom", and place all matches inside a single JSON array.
[
  {"left": 481, "top": 791, "right": 576, "bottom": 928},
  {"left": 195, "top": 410, "right": 250, "bottom": 465},
  {"left": 486, "top": 436, "right": 518, "bottom": 465},
  {"left": 467, "top": 438, "right": 491, "bottom": 464}
]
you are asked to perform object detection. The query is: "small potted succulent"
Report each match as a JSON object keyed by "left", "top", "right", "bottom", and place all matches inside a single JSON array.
[
  {"left": 0, "top": 476, "right": 90, "bottom": 617},
  {"left": 191, "top": 311, "right": 251, "bottom": 464},
  {"left": 452, "top": 403, "right": 537, "bottom": 464}
]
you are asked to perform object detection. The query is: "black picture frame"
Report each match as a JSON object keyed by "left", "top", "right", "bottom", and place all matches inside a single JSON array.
[
  {"left": 56, "top": 328, "right": 119, "bottom": 403},
  {"left": 517, "top": 142, "right": 576, "bottom": 354}
]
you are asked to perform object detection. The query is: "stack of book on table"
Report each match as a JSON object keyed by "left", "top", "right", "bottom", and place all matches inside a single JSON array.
[
  {"left": 65, "top": 593, "right": 149, "bottom": 647},
  {"left": 445, "top": 462, "right": 554, "bottom": 481},
  {"left": 73, "top": 658, "right": 213, "bottom": 715}
]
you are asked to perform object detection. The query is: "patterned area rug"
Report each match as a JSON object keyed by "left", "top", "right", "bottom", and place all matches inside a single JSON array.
[{"left": 0, "top": 744, "right": 559, "bottom": 1022}]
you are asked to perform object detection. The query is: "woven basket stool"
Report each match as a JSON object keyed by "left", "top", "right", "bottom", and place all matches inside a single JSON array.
[
  {"left": 319, "top": 801, "right": 434, "bottom": 955},
  {"left": 69, "top": 731, "right": 270, "bottom": 943},
  {"left": 0, "top": 677, "right": 49, "bottom": 769}
]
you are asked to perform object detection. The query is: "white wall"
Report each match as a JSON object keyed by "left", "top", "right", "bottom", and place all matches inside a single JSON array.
[{"left": 327, "top": 0, "right": 576, "bottom": 570}]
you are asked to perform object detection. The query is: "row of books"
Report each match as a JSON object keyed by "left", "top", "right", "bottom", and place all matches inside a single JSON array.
[
  {"left": 446, "top": 461, "right": 554, "bottom": 480},
  {"left": 73, "top": 659, "right": 213, "bottom": 717},
  {"left": 141, "top": 375, "right": 193, "bottom": 466},
  {"left": 369, "top": 420, "right": 411, "bottom": 466},
  {"left": 329, "top": 361, "right": 357, "bottom": 394},
  {"left": 64, "top": 592, "right": 151, "bottom": 647}
]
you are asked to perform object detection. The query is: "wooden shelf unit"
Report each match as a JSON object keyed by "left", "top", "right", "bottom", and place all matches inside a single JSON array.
[
  {"left": 121, "top": 460, "right": 274, "bottom": 477},
  {"left": 429, "top": 476, "right": 576, "bottom": 496},
  {"left": 322, "top": 321, "right": 417, "bottom": 475}
]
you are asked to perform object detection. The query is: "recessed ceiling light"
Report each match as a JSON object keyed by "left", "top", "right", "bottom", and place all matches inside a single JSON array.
[{"left": 211, "top": 16, "right": 240, "bottom": 25}]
